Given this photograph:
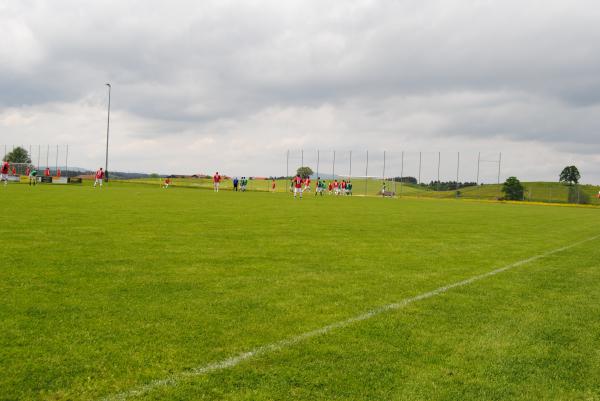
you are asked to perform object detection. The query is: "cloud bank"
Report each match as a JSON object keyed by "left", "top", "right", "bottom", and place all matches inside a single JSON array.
[{"left": 1, "top": 0, "right": 599, "bottom": 181}]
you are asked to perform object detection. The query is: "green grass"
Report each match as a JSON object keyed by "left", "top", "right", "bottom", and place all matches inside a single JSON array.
[
  {"left": 124, "top": 177, "right": 600, "bottom": 205},
  {"left": 2, "top": 182, "right": 600, "bottom": 400}
]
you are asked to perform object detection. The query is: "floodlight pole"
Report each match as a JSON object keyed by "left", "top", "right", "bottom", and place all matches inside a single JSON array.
[
  {"left": 301, "top": 149, "right": 304, "bottom": 167},
  {"left": 105, "top": 83, "right": 111, "bottom": 182},
  {"left": 286, "top": 149, "right": 289, "bottom": 177},
  {"left": 55, "top": 144, "right": 59, "bottom": 175},
  {"left": 46, "top": 145, "right": 49, "bottom": 169},
  {"left": 65, "top": 145, "right": 69, "bottom": 177},
  {"left": 37, "top": 145, "right": 40, "bottom": 170}
]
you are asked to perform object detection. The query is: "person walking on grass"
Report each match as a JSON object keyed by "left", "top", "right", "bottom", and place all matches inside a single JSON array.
[
  {"left": 292, "top": 174, "right": 303, "bottom": 199},
  {"left": 94, "top": 167, "right": 105, "bottom": 187},
  {"left": 213, "top": 172, "right": 221, "bottom": 192},
  {"left": 271, "top": 179, "right": 276, "bottom": 192},
  {"left": 233, "top": 177, "right": 239, "bottom": 191}
]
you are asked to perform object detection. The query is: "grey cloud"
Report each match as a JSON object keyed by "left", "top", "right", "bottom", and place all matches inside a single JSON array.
[{"left": 1, "top": 0, "right": 600, "bottom": 180}]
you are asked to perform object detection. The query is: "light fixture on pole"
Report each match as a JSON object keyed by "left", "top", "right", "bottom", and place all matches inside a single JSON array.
[{"left": 105, "top": 83, "right": 111, "bottom": 182}]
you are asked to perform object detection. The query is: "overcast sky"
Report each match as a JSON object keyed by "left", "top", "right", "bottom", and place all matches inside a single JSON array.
[{"left": 1, "top": 0, "right": 600, "bottom": 182}]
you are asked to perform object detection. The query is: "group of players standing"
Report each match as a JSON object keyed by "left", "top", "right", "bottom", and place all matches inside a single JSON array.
[{"left": 290, "top": 175, "right": 353, "bottom": 199}]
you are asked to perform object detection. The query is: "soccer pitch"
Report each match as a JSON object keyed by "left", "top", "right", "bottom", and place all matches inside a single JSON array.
[{"left": 2, "top": 183, "right": 600, "bottom": 400}]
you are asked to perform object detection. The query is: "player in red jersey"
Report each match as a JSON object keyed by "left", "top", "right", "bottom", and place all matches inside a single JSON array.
[
  {"left": 333, "top": 179, "right": 339, "bottom": 195},
  {"left": 328, "top": 181, "right": 333, "bottom": 195},
  {"left": 271, "top": 179, "right": 276, "bottom": 192},
  {"left": 44, "top": 167, "right": 50, "bottom": 177},
  {"left": 1, "top": 161, "right": 9, "bottom": 185},
  {"left": 213, "top": 172, "right": 221, "bottom": 192},
  {"left": 303, "top": 177, "right": 311, "bottom": 192},
  {"left": 25, "top": 166, "right": 30, "bottom": 176},
  {"left": 163, "top": 178, "right": 172, "bottom": 188},
  {"left": 292, "top": 174, "right": 303, "bottom": 199},
  {"left": 94, "top": 167, "right": 105, "bottom": 187}
]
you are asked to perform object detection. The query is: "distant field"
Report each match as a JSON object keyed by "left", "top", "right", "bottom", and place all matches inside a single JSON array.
[
  {"left": 122, "top": 177, "right": 600, "bottom": 205},
  {"left": 2, "top": 183, "right": 600, "bottom": 400}
]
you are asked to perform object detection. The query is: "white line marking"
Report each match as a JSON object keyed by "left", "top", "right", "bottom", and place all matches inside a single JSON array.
[{"left": 101, "top": 235, "right": 600, "bottom": 401}]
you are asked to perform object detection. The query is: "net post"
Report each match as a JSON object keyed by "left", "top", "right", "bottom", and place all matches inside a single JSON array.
[{"left": 365, "top": 150, "right": 369, "bottom": 196}]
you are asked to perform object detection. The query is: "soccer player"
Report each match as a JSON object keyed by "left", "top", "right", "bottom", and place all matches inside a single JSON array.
[
  {"left": 346, "top": 180, "right": 353, "bottom": 196},
  {"left": 233, "top": 177, "right": 239, "bottom": 191},
  {"left": 213, "top": 172, "right": 221, "bottom": 192},
  {"left": 44, "top": 167, "right": 50, "bottom": 177},
  {"left": 303, "top": 177, "right": 311, "bottom": 192},
  {"left": 341, "top": 180, "right": 347, "bottom": 195},
  {"left": 11, "top": 166, "right": 17, "bottom": 176},
  {"left": 1, "top": 161, "right": 9, "bottom": 186},
  {"left": 315, "top": 177, "right": 325, "bottom": 196},
  {"left": 292, "top": 174, "right": 303, "bottom": 199},
  {"left": 271, "top": 179, "right": 276, "bottom": 192},
  {"left": 25, "top": 166, "right": 30, "bottom": 176},
  {"left": 333, "top": 179, "right": 339, "bottom": 195},
  {"left": 29, "top": 168, "right": 38, "bottom": 186},
  {"left": 328, "top": 181, "right": 333, "bottom": 195},
  {"left": 94, "top": 167, "right": 105, "bottom": 187},
  {"left": 163, "top": 178, "right": 171, "bottom": 188}
]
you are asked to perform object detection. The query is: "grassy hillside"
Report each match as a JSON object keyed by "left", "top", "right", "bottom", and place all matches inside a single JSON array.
[{"left": 404, "top": 182, "right": 600, "bottom": 205}]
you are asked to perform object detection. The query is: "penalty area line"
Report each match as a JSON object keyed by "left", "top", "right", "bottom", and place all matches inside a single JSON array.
[{"left": 101, "top": 234, "right": 600, "bottom": 401}]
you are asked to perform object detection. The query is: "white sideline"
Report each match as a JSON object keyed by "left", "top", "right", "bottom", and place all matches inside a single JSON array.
[{"left": 101, "top": 235, "right": 599, "bottom": 401}]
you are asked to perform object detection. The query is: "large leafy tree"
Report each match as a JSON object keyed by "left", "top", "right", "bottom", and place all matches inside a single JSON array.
[
  {"left": 502, "top": 176, "right": 524, "bottom": 200},
  {"left": 296, "top": 166, "right": 313, "bottom": 179},
  {"left": 3, "top": 146, "right": 31, "bottom": 163},
  {"left": 559, "top": 166, "right": 580, "bottom": 185}
]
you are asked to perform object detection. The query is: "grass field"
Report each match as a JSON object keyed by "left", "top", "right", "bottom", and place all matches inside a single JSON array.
[
  {"left": 2, "top": 182, "right": 600, "bottom": 400},
  {"left": 124, "top": 177, "right": 600, "bottom": 205}
]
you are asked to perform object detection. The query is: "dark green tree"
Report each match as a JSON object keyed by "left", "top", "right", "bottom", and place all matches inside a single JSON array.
[
  {"left": 296, "top": 166, "right": 313, "bottom": 179},
  {"left": 502, "top": 176, "right": 524, "bottom": 200},
  {"left": 3, "top": 146, "right": 31, "bottom": 163},
  {"left": 559, "top": 166, "right": 580, "bottom": 185}
]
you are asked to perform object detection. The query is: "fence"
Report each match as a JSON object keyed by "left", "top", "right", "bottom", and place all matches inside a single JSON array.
[
  {"left": 1, "top": 144, "right": 78, "bottom": 176},
  {"left": 284, "top": 150, "right": 501, "bottom": 194}
]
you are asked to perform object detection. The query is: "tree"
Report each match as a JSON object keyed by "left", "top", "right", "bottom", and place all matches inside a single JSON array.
[
  {"left": 559, "top": 166, "right": 580, "bottom": 185},
  {"left": 3, "top": 146, "right": 31, "bottom": 163},
  {"left": 296, "top": 166, "right": 313, "bottom": 179},
  {"left": 501, "top": 176, "right": 524, "bottom": 200}
]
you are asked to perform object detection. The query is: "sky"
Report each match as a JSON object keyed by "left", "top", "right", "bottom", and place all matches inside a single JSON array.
[{"left": 1, "top": 0, "right": 600, "bottom": 182}]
